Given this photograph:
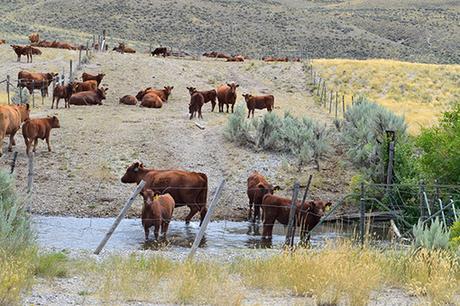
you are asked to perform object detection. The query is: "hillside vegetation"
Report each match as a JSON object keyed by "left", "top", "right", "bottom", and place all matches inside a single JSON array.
[
  {"left": 0, "top": 0, "right": 459, "bottom": 63},
  {"left": 312, "top": 59, "right": 460, "bottom": 133}
]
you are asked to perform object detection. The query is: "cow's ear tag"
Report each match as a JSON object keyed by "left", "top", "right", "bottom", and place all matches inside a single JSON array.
[
  {"left": 153, "top": 194, "right": 160, "bottom": 201},
  {"left": 325, "top": 206, "right": 331, "bottom": 212}
]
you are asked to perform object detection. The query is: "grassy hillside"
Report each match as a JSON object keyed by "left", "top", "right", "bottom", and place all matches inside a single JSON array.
[
  {"left": 0, "top": 0, "right": 459, "bottom": 63},
  {"left": 312, "top": 58, "right": 460, "bottom": 133}
]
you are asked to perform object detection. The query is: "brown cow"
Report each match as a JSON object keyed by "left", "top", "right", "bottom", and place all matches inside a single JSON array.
[
  {"left": 216, "top": 83, "right": 239, "bottom": 113},
  {"left": 11, "top": 45, "right": 42, "bottom": 63},
  {"left": 0, "top": 39, "right": 6, "bottom": 45},
  {"left": 263, "top": 56, "right": 288, "bottom": 62},
  {"left": 145, "top": 86, "right": 174, "bottom": 102},
  {"left": 71, "top": 80, "right": 97, "bottom": 93},
  {"left": 52, "top": 83, "right": 73, "bottom": 109},
  {"left": 119, "top": 95, "right": 137, "bottom": 105},
  {"left": 247, "top": 171, "right": 279, "bottom": 223},
  {"left": 0, "top": 104, "right": 30, "bottom": 156},
  {"left": 242, "top": 94, "right": 275, "bottom": 118},
  {"left": 29, "top": 33, "right": 39, "bottom": 44},
  {"left": 113, "top": 43, "right": 136, "bottom": 53},
  {"left": 36, "top": 40, "right": 53, "bottom": 48},
  {"left": 151, "top": 47, "right": 168, "bottom": 57},
  {"left": 68, "top": 87, "right": 108, "bottom": 106},
  {"left": 140, "top": 189, "right": 175, "bottom": 240},
  {"left": 186, "top": 87, "right": 204, "bottom": 120},
  {"left": 140, "top": 92, "right": 163, "bottom": 108},
  {"left": 121, "top": 161, "right": 208, "bottom": 224},
  {"left": 261, "top": 194, "right": 331, "bottom": 239},
  {"left": 81, "top": 72, "right": 105, "bottom": 86},
  {"left": 187, "top": 87, "right": 217, "bottom": 112},
  {"left": 18, "top": 71, "right": 57, "bottom": 97},
  {"left": 226, "top": 55, "right": 244, "bottom": 62},
  {"left": 22, "top": 116, "right": 60, "bottom": 155}
]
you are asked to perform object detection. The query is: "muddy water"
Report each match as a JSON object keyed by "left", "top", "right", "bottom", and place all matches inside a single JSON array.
[{"left": 32, "top": 216, "right": 378, "bottom": 253}]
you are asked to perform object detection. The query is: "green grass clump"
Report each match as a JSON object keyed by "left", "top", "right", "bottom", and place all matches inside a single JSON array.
[{"left": 34, "top": 252, "right": 69, "bottom": 278}]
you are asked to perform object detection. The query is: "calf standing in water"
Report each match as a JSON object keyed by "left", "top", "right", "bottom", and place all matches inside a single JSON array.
[{"left": 141, "top": 189, "right": 175, "bottom": 240}]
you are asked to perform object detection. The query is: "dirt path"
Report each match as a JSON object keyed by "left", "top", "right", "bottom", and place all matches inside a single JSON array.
[{"left": 0, "top": 46, "right": 353, "bottom": 221}]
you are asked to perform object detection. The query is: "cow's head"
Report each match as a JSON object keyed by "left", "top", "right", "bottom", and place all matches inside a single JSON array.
[
  {"left": 98, "top": 73, "right": 106, "bottom": 78},
  {"left": 305, "top": 200, "right": 332, "bottom": 218},
  {"left": 48, "top": 115, "right": 60, "bottom": 128},
  {"left": 186, "top": 87, "right": 197, "bottom": 95},
  {"left": 163, "top": 86, "right": 174, "bottom": 98},
  {"left": 121, "top": 161, "right": 145, "bottom": 183},
  {"left": 97, "top": 87, "right": 108, "bottom": 100},
  {"left": 140, "top": 189, "right": 156, "bottom": 207},
  {"left": 17, "top": 103, "right": 30, "bottom": 122},
  {"left": 242, "top": 93, "right": 253, "bottom": 102},
  {"left": 46, "top": 73, "right": 58, "bottom": 82},
  {"left": 226, "top": 83, "right": 239, "bottom": 94}
]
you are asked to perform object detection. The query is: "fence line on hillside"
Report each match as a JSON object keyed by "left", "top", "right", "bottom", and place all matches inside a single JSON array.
[{"left": 0, "top": 41, "right": 93, "bottom": 106}]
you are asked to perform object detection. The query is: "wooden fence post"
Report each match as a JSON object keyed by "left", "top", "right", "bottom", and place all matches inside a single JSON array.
[
  {"left": 79, "top": 48, "right": 82, "bottom": 66},
  {"left": 27, "top": 153, "right": 34, "bottom": 213},
  {"left": 86, "top": 41, "right": 89, "bottom": 57},
  {"left": 6, "top": 75, "right": 10, "bottom": 104},
  {"left": 342, "top": 95, "right": 345, "bottom": 114},
  {"left": 94, "top": 180, "right": 146, "bottom": 255},
  {"left": 188, "top": 179, "right": 225, "bottom": 259},
  {"left": 295, "top": 175, "right": 312, "bottom": 245},
  {"left": 359, "top": 182, "right": 365, "bottom": 246},
  {"left": 335, "top": 92, "right": 338, "bottom": 119},
  {"left": 41, "top": 82, "right": 45, "bottom": 105},
  {"left": 10, "top": 151, "right": 18, "bottom": 174},
  {"left": 285, "top": 182, "right": 300, "bottom": 246},
  {"left": 69, "top": 60, "right": 73, "bottom": 82},
  {"left": 31, "top": 80, "right": 35, "bottom": 107},
  {"left": 316, "top": 79, "right": 321, "bottom": 96},
  {"left": 329, "top": 90, "right": 333, "bottom": 113}
]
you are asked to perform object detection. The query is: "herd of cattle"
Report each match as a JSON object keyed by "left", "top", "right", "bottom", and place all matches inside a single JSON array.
[
  {"left": 1, "top": 35, "right": 330, "bottom": 243},
  {"left": 121, "top": 161, "right": 332, "bottom": 241}
]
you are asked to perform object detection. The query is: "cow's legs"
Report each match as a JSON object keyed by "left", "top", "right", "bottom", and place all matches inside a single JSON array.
[
  {"left": 198, "top": 108, "right": 202, "bottom": 119},
  {"left": 153, "top": 222, "right": 160, "bottom": 240},
  {"left": 253, "top": 204, "right": 261, "bottom": 223},
  {"left": 46, "top": 131, "right": 52, "bottom": 152},
  {"left": 32, "top": 138, "right": 38, "bottom": 152},
  {"left": 161, "top": 221, "right": 170, "bottom": 239},
  {"left": 248, "top": 200, "right": 253, "bottom": 221},
  {"left": 262, "top": 215, "right": 276, "bottom": 239},
  {"left": 247, "top": 110, "right": 251, "bottom": 118},
  {"left": 144, "top": 225, "right": 150, "bottom": 240},
  {"left": 231, "top": 103, "right": 235, "bottom": 113},
  {"left": 199, "top": 206, "right": 207, "bottom": 226},
  {"left": 252, "top": 109, "right": 255, "bottom": 118},
  {"left": 8, "top": 129, "right": 18, "bottom": 152},
  {"left": 211, "top": 101, "right": 216, "bottom": 112},
  {"left": 226, "top": 104, "right": 229, "bottom": 113},
  {"left": 185, "top": 205, "right": 200, "bottom": 224}
]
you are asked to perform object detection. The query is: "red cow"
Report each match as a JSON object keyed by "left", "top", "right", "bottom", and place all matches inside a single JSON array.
[
  {"left": 0, "top": 104, "right": 30, "bottom": 156},
  {"left": 226, "top": 55, "right": 244, "bottom": 62},
  {"left": 52, "top": 83, "right": 73, "bottom": 109},
  {"left": 71, "top": 80, "right": 97, "bottom": 93},
  {"left": 140, "top": 189, "right": 175, "bottom": 240},
  {"left": 81, "top": 72, "right": 105, "bottom": 86},
  {"left": 186, "top": 87, "right": 204, "bottom": 120},
  {"left": 29, "top": 33, "right": 39, "bottom": 44},
  {"left": 242, "top": 94, "right": 275, "bottom": 118},
  {"left": 18, "top": 71, "right": 57, "bottom": 97},
  {"left": 119, "top": 95, "right": 137, "bottom": 105},
  {"left": 68, "top": 87, "right": 108, "bottom": 106},
  {"left": 11, "top": 45, "right": 42, "bottom": 63},
  {"left": 186, "top": 87, "right": 216, "bottom": 112},
  {"left": 261, "top": 194, "right": 332, "bottom": 239},
  {"left": 216, "top": 83, "right": 239, "bottom": 113},
  {"left": 247, "top": 171, "right": 279, "bottom": 223},
  {"left": 22, "top": 116, "right": 60, "bottom": 155},
  {"left": 121, "top": 161, "right": 208, "bottom": 224}
]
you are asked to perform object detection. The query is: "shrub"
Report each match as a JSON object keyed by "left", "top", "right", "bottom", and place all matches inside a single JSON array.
[
  {"left": 35, "top": 252, "right": 68, "bottom": 278},
  {"left": 413, "top": 217, "right": 450, "bottom": 250},
  {"left": 416, "top": 103, "right": 460, "bottom": 184},
  {"left": 449, "top": 221, "right": 460, "bottom": 249},
  {"left": 342, "top": 97, "right": 408, "bottom": 183},
  {"left": 11, "top": 87, "right": 29, "bottom": 104},
  {"left": 0, "top": 170, "right": 35, "bottom": 305},
  {"left": 225, "top": 105, "right": 332, "bottom": 170}
]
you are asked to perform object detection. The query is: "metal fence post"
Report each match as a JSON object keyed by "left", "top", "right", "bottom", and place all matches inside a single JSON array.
[
  {"left": 285, "top": 182, "right": 300, "bottom": 246},
  {"left": 69, "top": 60, "right": 73, "bottom": 82},
  {"left": 359, "top": 182, "right": 365, "bottom": 246}
]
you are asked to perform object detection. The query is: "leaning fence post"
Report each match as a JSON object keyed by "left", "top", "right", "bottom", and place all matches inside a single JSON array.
[
  {"left": 94, "top": 180, "right": 146, "bottom": 255},
  {"left": 419, "top": 180, "right": 426, "bottom": 221},
  {"left": 10, "top": 151, "right": 18, "bottom": 174},
  {"left": 285, "top": 182, "right": 300, "bottom": 246},
  {"left": 188, "top": 179, "right": 225, "bottom": 260},
  {"left": 359, "top": 182, "right": 365, "bottom": 246},
  {"left": 27, "top": 153, "right": 34, "bottom": 213},
  {"left": 6, "top": 75, "right": 10, "bottom": 104}
]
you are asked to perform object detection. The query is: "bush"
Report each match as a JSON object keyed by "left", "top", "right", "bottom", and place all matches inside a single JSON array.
[
  {"left": 225, "top": 105, "right": 332, "bottom": 170},
  {"left": 342, "top": 97, "right": 408, "bottom": 183},
  {"left": 35, "top": 252, "right": 68, "bottom": 278},
  {"left": 413, "top": 217, "right": 450, "bottom": 250},
  {"left": 449, "top": 221, "right": 460, "bottom": 249},
  {"left": 416, "top": 103, "right": 460, "bottom": 184},
  {"left": 0, "top": 170, "right": 35, "bottom": 304},
  {"left": 11, "top": 87, "right": 29, "bottom": 104}
]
